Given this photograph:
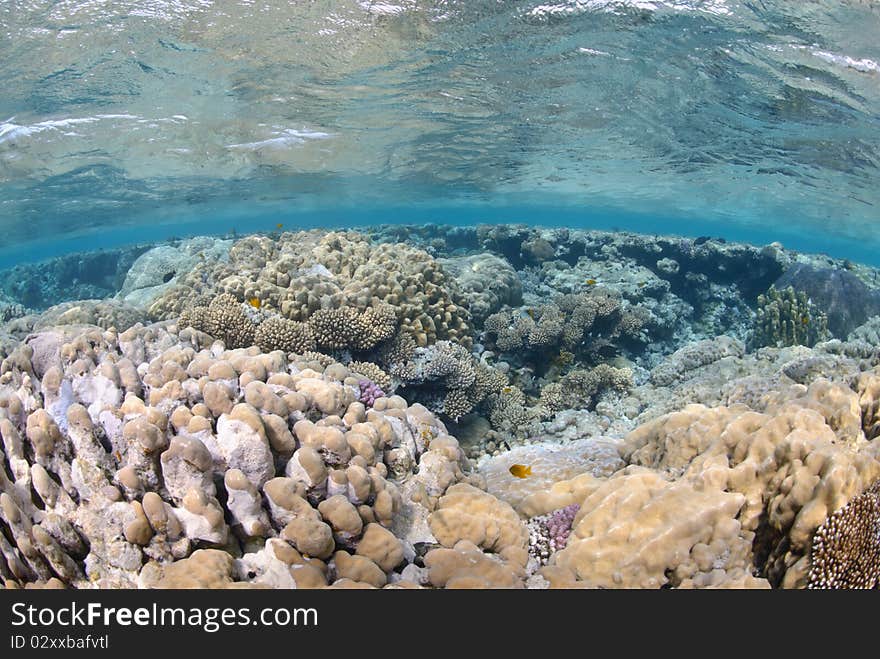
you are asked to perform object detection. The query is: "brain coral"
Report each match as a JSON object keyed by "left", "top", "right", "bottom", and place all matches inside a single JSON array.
[{"left": 150, "top": 230, "right": 472, "bottom": 349}]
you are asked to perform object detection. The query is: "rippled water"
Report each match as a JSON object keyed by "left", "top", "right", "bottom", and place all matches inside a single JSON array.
[{"left": 0, "top": 1, "right": 878, "bottom": 263}]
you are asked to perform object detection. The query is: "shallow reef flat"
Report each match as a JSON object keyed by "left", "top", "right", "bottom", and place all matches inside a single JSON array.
[{"left": 1, "top": 224, "right": 879, "bottom": 589}]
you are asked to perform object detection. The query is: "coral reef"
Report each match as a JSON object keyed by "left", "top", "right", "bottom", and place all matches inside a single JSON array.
[
  {"left": 539, "top": 364, "right": 632, "bottom": 413},
  {"left": 254, "top": 316, "right": 316, "bottom": 354},
  {"left": 0, "top": 300, "right": 27, "bottom": 324},
  {"left": 119, "top": 237, "right": 232, "bottom": 308},
  {"left": 149, "top": 231, "right": 471, "bottom": 349},
  {"left": 6, "top": 224, "right": 880, "bottom": 590},
  {"left": 650, "top": 336, "right": 745, "bottom": 386},
  {"left": 380, "top": 340, "right": 511, "bottom": 424},
  {"left": 773, "top": 263, "right": 880, "bottom": 338},
  {"left": 0, "top": 245, "right": 150, "bottom": 310},
  {"left": 178, "top": 293, "right": 256, "bottom": 350},
  {"left": 526, "top": 504, "right": 579, "bottom": 567}
]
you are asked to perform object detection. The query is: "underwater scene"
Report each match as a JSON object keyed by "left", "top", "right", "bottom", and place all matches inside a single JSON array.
[{"left": 0, "top": 1, "right": 879, "bottom": 591}]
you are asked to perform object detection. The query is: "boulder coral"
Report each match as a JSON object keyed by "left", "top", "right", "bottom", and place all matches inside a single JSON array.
[
  {"left": 530, "top": 380, "right": 880, "bottom": 588},
  {"left": 0, "top": 321, "right": 484, "bottom": 589}
]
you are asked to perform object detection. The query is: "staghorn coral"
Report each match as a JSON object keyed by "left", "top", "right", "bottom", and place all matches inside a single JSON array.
[
  {"left": 752, "top": 285, "right": 829, "bottom": 349},
  {"left": 807, "top": 480, "right": 880, "bottom": 589}
]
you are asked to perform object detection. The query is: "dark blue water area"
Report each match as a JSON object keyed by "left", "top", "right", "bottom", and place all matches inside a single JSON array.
[{"left": 0, "top": 200, "right": 873, "bottom": 272}]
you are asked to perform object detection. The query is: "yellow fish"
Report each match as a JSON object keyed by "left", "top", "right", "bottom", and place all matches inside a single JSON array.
[
  {"left": 801, "top": 316, "right": 809, "bottom": 325},
  {"left": 509, "top": 464, "right": 532, "bottom": 478},
  {"left": 586, "top": 279, "right": 597, "bottom": 286},
  {"left": 248, "top": 297, "right": 262, "bottom": 309},
  {"left": 276, "top": 223, "right": 283, "bottom": 229}
]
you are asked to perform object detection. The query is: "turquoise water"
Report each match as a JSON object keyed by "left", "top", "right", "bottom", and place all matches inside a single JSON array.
[{"left": 1, "top": 1, "right": 878, "bottom": 263}]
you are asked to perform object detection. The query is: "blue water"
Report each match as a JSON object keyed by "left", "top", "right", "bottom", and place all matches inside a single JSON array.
[{"left": 0, "top": 1, "right": 878, "bottom": 265}]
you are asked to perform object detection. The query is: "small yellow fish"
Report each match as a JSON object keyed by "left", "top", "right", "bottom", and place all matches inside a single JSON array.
[
  {"left": 586, "top": 279, "right": 597, "bottom": 286},
  {"left": 276, "top": 223, "right": 283, "bottom": 229},
  {"left": 638, "top": 281, "right": 646, "bottom": 287},
  {"left": 509, "top": 464, "right": 532, "bottom": 478},
  {"left": 502, "top": 386, "right": 513, "bottom": 394},
  {"left": 801, "top": 316, "right": 809, "bottom": 325},
  {"left": 248, "top": 297, "right": 262, "bottom": 309},
  {"left": 526, "top": 308, "right": 535, "bottom": 318}
]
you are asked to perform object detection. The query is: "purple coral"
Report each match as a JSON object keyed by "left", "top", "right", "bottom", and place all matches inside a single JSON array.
[
  {"left": 527, "top": 503, "right": 580, "bottom": 566},
  {"left": 358, "top": 379, "right": 385, "bottom": 407}
]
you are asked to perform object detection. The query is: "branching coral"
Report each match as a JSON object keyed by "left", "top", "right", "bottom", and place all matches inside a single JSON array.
[
  {"left": 527, "top": 504, "right": 580, "bottom": 567},
  {"left": 347, "top": 361, "right": 391, "bottom": 391},
  {"left": 752, "top": 285, "right": 829, "bottom": 348},
  {"left": 376, "top": 341, "right": 509, "bottom": 423},
  {"left": 179, "top": 293, "right": 398, "bottom": 355},
  {"left": 539, "top": 364, "right": 633, "bottom": 413},
  {"left": 484, "top": 290, "right": 645, "bottom": 365},
  {"left": 307, "top": 304, "right": 397, "bottom": 352},
  {"left": 178, "top": 293, "right": 255, "bottom": 349},
  {"left": 254, "top": 316, "right": 315, "bottom": 354},
  {"left": 807, "top": 480, "right": 880, "bottom": 589}
]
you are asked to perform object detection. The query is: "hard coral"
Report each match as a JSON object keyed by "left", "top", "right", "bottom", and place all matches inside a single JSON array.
[
  {"left": 151, "top": 230, "right": 472, "bottom": 348},
  {"left": 254, "top": 316, "right": 315, "bottom": 354},
  {"left": 807, "top": 480, "right": 880, "bottom": 589},
  {"left": 752, "top": 285, "right": 829, "bottom": 349},
  {"left": 484, "top": 289, "right": 645, "bottom": 365},
  {"left": 179, "top": 293, "right": 255, "bottom": 349}
]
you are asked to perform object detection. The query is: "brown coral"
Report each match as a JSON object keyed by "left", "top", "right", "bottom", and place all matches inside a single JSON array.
[
  {"left": 254, "top": 316, "right": 315, "bottom": 354},
  {"left": 152, "top": 230, "right": 471, "bottom": 348},
  {"left": 807, "top": 480, "right": 880, "bottom": 589},
  {"left": 178, "top": 293, "right": 255, "bottom": 349}
]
